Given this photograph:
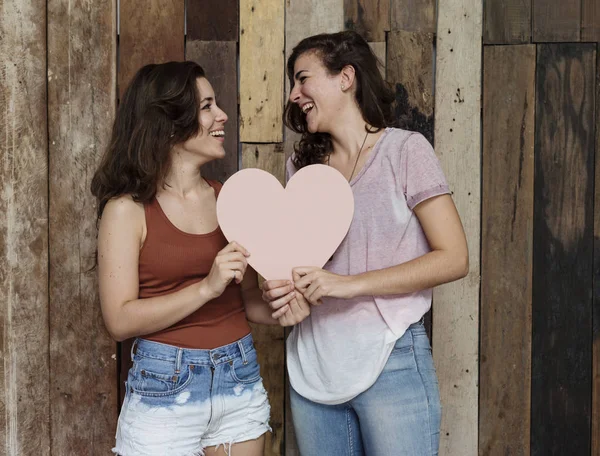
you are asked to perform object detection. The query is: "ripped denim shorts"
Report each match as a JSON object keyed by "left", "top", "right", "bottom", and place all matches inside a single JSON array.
[{"left": 113, "top": 333, "right": 271, "bottom": 456}]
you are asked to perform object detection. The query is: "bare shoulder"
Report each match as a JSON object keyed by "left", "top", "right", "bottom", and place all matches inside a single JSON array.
[{"left": 99, "top": 195, "right": 146, "bottom": 243}]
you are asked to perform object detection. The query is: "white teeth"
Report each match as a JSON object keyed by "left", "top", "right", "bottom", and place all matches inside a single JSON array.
[
  {"left": 301, "top": 103, "right": 314, "bottom": 114},
  {"left": 209, "top": 130, "right": 224, "bottom": 137}
]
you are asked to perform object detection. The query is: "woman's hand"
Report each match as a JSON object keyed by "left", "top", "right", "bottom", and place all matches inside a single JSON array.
[
  {"left": 204, "top": 241, "right": 250, "bottom": 300},
  {"left": 293, "top": 267, "right": 359, "bottom": 305},
  {"left": 262, "top": 271, "right": 311, "bottom": 326}
]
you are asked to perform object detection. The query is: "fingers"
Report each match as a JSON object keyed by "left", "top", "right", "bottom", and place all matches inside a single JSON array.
[
  {"left": 262, "top": 281, "right": 294, "bottom": 303},
  {"left": 221, "top": 241, "right": 250, "bottom": 257},
  {"left": 262, "top": 279, "right": 290, "bottom": 292},
  {"left": 271, "top": 302, "right": 291, "bottom": 319}
]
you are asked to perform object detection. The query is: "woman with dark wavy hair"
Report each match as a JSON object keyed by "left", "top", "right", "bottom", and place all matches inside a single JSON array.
[
  {"left": 262, "top": 31, "right": 469, "bottom": 455},
  {"left": 91, "top": 61, "right": 308, "bottom": 456}
]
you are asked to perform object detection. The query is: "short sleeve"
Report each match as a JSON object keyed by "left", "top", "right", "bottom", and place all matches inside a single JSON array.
[{"left": 401, "top": 133, "right": 450, "bottom": 209}]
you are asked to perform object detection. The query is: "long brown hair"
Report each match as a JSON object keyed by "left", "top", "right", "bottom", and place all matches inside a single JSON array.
[
  {"left": 284, "top": 31, "right": 396, "bottom": 169},
  {"left": 91, "top": 61, "right": 206, "bottom": 219}
]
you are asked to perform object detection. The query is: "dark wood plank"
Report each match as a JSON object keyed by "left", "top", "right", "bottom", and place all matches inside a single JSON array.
[
  {"left": 582, "top": 0, "right": 600, "bottom": 42},
  {"left": 344, "top": 0, "right": 390, "bottom": 42},
  {"left": 47, "top": 1, "right": 118, "bottom": 454},
  {"left": 118, "top": 0, "right": 184, "bottom": 97},
  {"left": 186, "top": 0, "right": 238, "bottom": 41},
  {"left": 480, "top": 44, "right": 535, "bottom": 456},
  {"left": 391, "top": 0, "right": 435, "bottom": 33},
  {"left": 592, "top": 51, "right": 600, "bottom": 456},
  {"left": 532, "top": 0, "right": 580, "bottom": 42},
  {"left": 532, "top": 43, "right": 596, "bottom": 456},
  {"left": 118, "top": 0, "right": 185, "bottom": 405},
  {"left": 0, "top": 1, "right": 50, "bottom": 454},
  {"left": 483, "top": 0, "right": 531, "bottom": 44},
  {"left": 186, "top": 41, "right": 239, "bottom": 182}
]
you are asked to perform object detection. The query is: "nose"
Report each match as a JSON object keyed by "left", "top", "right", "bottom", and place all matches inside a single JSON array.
[
  {"left": 216, "top": 105, "right": 228, "bottom": 124},
  {"left": 289, "top": 83, "right": 301, "bottom": 104}
]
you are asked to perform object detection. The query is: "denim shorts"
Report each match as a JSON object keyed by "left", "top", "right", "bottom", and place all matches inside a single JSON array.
[{"left": 113, "top": 333, "right": 271, "bottom": 456}]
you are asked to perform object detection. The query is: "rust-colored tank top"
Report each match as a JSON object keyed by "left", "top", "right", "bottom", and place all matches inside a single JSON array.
[{"left": 139, "top": 179, "right": 250, "bottom": 349}]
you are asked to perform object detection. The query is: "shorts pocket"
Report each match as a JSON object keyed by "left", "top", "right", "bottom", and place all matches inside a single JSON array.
[
  {"left": 229, "top": 352, "right": 261, "bottom": 384},
  {"left": 130, "top": 355, "right": 194, "bottom": 397}
]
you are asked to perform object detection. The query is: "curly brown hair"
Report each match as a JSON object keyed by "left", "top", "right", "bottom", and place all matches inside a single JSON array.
[
  {"left": 284, "top": 31, "right": 396, "bottom": 169},
  {"left": 91, "top": 61, "right": 206, "bottom": 219}
]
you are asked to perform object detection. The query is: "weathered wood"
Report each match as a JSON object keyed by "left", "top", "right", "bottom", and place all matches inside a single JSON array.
[
  {"left": 118, "top": 0, "right": 185, "bottom": 405},
  {"left": 483, "top": 0, "right": 531, "bottom": 44},
  {"left": 532, "top": 43, "right": 595, "bottom": 456},
  {"left": 387, "top": 31, "right": 434, "bottom": 143},
  {"left": 186, "top": 41, "right": 239, "bottom": 182},
  {"left": 391, "top": 0, "right": 435, "bottom": 33},
  {"left": 432, "top": 0, "right": 482, "bottom": 454},
  {"left": 47, "top": 1, "right": 118, "bottom": 454},
  {"left": 532, "top": 0, "right": 580, "bottom": 42},
  {"left": 118, "top": 0, "right": 184, "bottom": 98},
  {"left": 186, "top": 0, "right": 238, "bottom": 41},
  {"left": 239, "top": 0, "right": 284, "bottom": 142},
  {"left": 593, "top": 51, "right": 600, "bottom": 456},
  {"left": 0, "top": 1, "right": 50, "bottom": 454},
  {"left": 242, "top": 144, "right": 286, "bottom": 456},
  {"left": 344, "top": 0, "right": 390, "bottom": 42},
  {"left": 582, "top": 0, "right": 600, "bottom": 42},
  {"left": 480, "top": 44, "right": 535, "bottom": 456},
  {"left": 368, "top": 41, "right": 386, "bottom": 78}
]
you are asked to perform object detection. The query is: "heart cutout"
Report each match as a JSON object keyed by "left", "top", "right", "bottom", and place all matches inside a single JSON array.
[{"left": 217, "top": 164, "right": 354, "bottom": 280}]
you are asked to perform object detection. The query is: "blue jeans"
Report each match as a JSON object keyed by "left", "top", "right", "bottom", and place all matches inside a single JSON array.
[{"left": 290, "top": 323, "right": 441, "bottom": 456}]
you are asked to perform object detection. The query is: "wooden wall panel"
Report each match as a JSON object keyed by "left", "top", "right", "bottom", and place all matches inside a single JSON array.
[
  {"left": 368, "top": 41, "right": 387, "bottom": 78},
  {"left": 344, "top": 0, "right": 390, "bottom": 42},
  {"left": 391, "top": 0, "right": 435, "bottom": 33},
  {"left": 582, "top": 0, "right": 600, "bottom": 42},
  {"left": 187, "top": 0, "right": 238, "bottom": 41},
  {"left": 593, "top": 52, "right": 600, "bottom": 456},
  {"left": 532, "top": 0, "right": 580, "bottom": 42},
  {"left": 118, "top": 0, "right": 184, "bottom": 97},
  {"left": 433, "top": 0, "right": 482, "bottom": 454},
  {"left": 0, "top": 1, "right": 50, "bottom": 454},
  {"left": 239, "top": 0, "right": 284, "bottom": 142},
  {"left": 118, "top": 0, "right": 185, "bottom": 404},
  {"left": 186, "top": 41, "right": 239, "bottom": 182},
  {"left": 532, "top": 43, "right": 595, "bottom": 456},
  {"left": 480, "top": 44, "right": 535, "bottom": 456},
  {"left": 47, "top": 0, "right": 117, "bottom": 454},
  {"left": 484, "top": 0, "right": 531, "bottom": 44}
]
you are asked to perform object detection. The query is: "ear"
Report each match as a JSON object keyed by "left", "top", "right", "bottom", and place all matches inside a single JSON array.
[{"left": 340, "top": 65, "right": 356, "bottom": 91}]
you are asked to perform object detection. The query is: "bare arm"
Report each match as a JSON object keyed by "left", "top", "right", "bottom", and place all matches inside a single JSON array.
[{"left": 97, "top": 196, "right": 248, "bottom": 341}]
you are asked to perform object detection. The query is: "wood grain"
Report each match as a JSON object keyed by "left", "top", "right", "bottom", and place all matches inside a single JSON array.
[
  {"left": 186, "top": 0, "right": 238, "bottom": 41},
  {"left": 391, "top": 0, "right": 435, "bottom": 33},
  {"left": 531, "top": 43, "right": 595, "bottom": 456},
  {"left": 593, "top": 47, "right": 600, "bottom": 456},
  {"left": 480, "top": 44, "right": 535, "bottom": 456},
  {"left": 186, "top": 41, "right": 239, "bottom": 182},
  {"left": 582, "top": 0, "right": 600, "bottom": 42},
  {"left": 532, "top": 0, "right": 580, "bottom": 42},
  {"left": 484, "top": 0, "right": 531, "bottom": 44},
  {"left": 433, "top": 0, "right": 482, "bottom": 454},
  {"left": 0, "top": 1, "right": 50, "bottom": 454},
  {"left": 344, "top": 0, "right": 390, "bottom": 42}
]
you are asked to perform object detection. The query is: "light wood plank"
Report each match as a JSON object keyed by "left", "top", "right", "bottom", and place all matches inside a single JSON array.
[
  {"left": 433, "top": 0, "right": 482, "bottom": 454},
  {"left": 239, "top": 0, "right": 284, "bottom": 142},
  {"left": 47, "top": 0, "right": 118, "bottom": 454},
  {"left": 369, "top": 41, "right": 387, "bottom": 78},
  {"left": 479, "top": 44, "right": 535, "bottom": 456},
  {"left": 0, "top": 1, "right": 50, "bottom": 454}
]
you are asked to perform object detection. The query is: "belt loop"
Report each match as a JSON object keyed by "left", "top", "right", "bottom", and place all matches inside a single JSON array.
[
  {"left": 130, "top": 339, "right": 138, "bottom": 361},
  {"left": 175, "top": 348, "right": 183, "bottom": 374},
  {"left": 238, "top": 340, "right": 248, "bottom": 365}
]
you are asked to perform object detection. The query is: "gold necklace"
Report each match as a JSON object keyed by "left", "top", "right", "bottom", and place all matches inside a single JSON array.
[{"left": 328, "top": 130, "right": 369, "bottom": 182}]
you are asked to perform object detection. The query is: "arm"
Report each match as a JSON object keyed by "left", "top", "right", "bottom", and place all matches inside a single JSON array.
[
  {"left": 98, "top": 196, "right": 248, "bottom": 341},
  {"left": 295, "top": 194, "right": 469, "bottom": 304},
  {"left": 241, "top": 267, "right": 280, "bottom": 325}
]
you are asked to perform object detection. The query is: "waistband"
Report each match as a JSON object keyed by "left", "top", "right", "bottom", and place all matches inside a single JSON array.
[{"left": 132, "top": 333, "right": 255, "bottom": 367}]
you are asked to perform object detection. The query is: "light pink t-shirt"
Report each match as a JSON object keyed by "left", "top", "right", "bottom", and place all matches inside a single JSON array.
[{"left": 286, "top": 128, "right": 450, "bottom": 404}]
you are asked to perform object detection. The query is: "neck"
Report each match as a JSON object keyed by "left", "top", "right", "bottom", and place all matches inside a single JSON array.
[
  {"left": 162, "top": 149, "right": 208, "bottom": 197},
  {"left": 328, "top": 108, "right": 372, "bottom": 160}
]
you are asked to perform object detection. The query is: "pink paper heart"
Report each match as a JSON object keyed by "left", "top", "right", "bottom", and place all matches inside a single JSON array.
[{"left": 216, "top": 164, "right": 354, "bottom": 280}]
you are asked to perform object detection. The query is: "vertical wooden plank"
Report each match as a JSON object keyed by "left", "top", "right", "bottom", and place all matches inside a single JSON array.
[
  {"left": 186, "top": 41, "right": 239, "bottom": 182},
  {"left": 239, "top": 0, "right": 284, "bottom": 143},
  {"left": 47, "top": 0, "right": 118, "bottom": 454},
  {"left": 479, "top": 45, "right": 535, "bottom": 456},
  {"left": 118, "top": 0, "right": 185, "bottom": 405},
  {"left": 344, "top": 0, "right": 390, "bottom": 42},
  {"left": 582, "top": 0, "right": 600, "bottom": 42},
  {"left": 186, "top": 0, "right": 238, "bottom": 41},
  {"left": 0, "top": 1, "right": 50, "bottom": 455},
  {"left": 433, "top": 0, "right": 482, "bottom": 454},
  {"left": 118, "top": 0, "right": 184, "bottom": 97},
  {"left": 593, "top": 51, "right": 600, "bottom": 456},
  {"left": 368, "top": 42, "right": 387, "bottom": 78},
  {"left": 387, "top": 31, "right": 434, "bottom": 143},
  {"left": 241, "top": 144, "right": 286, "bottom": 456},
  {"left": 532, "top": 43, "right": 595, "bottom": 456},
  {"left": 532, "top": 0, "right": 580, "bottom": 42},
  {"left": 390, "top": 0, "right": 436, "bottom": 33},
  {"left": 483, "top": 0, "right": 531, "bottom": 44}
]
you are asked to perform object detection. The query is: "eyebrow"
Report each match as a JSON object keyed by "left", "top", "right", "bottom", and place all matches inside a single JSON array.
[
  {"left": 200, "top": 97, "right": 214, "bottom": 103},
  {"left": 294, "top": 70, "right": 307, "bottom": 80}
]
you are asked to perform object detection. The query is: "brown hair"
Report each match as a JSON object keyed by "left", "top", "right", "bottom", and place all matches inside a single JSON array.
[
  {"left": 284, "top": 31, "right": 396, "bottom": 169},
  {"left": 91, "top": 61, "right": 206, "bottom": 219}
]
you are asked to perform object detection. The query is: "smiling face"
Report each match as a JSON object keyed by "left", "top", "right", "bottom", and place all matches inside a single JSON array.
[
  {"left": 179, "top": 77, "right": 228, "bottom": 160},
  {"left": 289, "top": 52, "right": 346, "bottom": 134}
]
